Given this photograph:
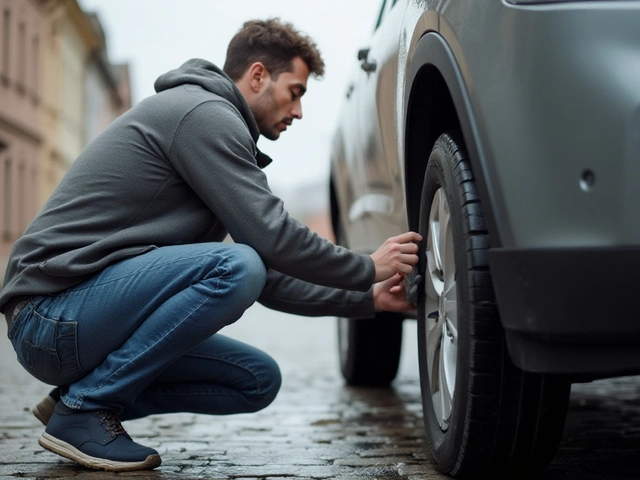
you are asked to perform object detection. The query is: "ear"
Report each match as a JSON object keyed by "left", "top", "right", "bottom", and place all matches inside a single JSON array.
[{"left": 248, "top": 62, "right": 269, "bottom": 93}]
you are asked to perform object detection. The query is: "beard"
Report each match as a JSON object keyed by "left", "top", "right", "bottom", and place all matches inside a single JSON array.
[{"left": 253, "top": 84, "right": 283, "bottom": 141}]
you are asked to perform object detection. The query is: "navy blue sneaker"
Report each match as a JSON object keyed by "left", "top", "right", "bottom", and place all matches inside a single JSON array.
[{"left": 38, "top": 402, "right": 161, "bottom": 471}]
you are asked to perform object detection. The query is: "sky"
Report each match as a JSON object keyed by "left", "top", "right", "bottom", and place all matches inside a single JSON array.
[{"left": 76, "top": 0, "right": 381, "bottom": 199}]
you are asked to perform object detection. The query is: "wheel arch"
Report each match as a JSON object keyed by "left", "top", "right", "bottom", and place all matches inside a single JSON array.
[{"left": 404, "top": 32, "right": 503, "bottom": 247}]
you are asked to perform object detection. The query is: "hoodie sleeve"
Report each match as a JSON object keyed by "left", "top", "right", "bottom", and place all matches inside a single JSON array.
[
  {"left": 169, "top": 100, "right": 376, "bottom": 292},
  {"left": 257, "top": 269, "right": 375, "bottom": 318}
]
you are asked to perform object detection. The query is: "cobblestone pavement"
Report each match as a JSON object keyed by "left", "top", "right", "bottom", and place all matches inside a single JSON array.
[{"left": 1, "top": 304, "right": 639, "bottom": 480}]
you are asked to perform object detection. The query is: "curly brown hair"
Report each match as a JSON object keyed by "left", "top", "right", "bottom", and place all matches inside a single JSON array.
[{"left": 223, "top": 18, "right": 325, "bottom": 81}]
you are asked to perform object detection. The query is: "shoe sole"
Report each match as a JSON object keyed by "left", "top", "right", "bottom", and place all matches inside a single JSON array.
[
  {"left": 39, "top": 432, "right": 162, "bottom": 471},
  {"left": 32, "top": 397, "right": 56, "bottom": 426}
]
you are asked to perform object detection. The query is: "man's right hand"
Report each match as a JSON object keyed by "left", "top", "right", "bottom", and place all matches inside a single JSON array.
[{"left": 370, "top": 232, "right": 422, "bottom": 283}]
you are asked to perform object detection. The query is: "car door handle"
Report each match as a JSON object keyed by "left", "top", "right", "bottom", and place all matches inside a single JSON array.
[{"left": 357, "top": 48, "right": 377, "bottom": 73}]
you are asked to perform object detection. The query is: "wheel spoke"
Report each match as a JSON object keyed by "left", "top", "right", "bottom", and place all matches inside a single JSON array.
[
  {"left": 438, "top": 341, "right": 450, "bottom": 424},
  {"left": 425, "top": 252, "right": 442, "bottom": 299},
  {"left": 442, "top": 226, "right": 455, "bottom": 297},
  {"left": 429, "top": 190, "right": 444, "bottom": 274},
  {"left": 443, "top": 280, "right": 458, "bottom": 330},
  {"left": 426, "top": 316, "right": 443, "bottom": 396},
  {"left": 441, "top": 319, "right": 457, "bottom": 419},
  {"left": 446, "top": 317, "right": 459, "bottom": 349},
  {"left": 437, "top": 191, "right": 450, "bottom": 276},
  {"left": 426, "top": 189, "right": 445, "bottom": 299}
]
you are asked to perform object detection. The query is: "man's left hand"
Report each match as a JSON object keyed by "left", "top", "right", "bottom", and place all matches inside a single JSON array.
[{"left": 373, "top": 273, "right": 417, "bottom": 314}]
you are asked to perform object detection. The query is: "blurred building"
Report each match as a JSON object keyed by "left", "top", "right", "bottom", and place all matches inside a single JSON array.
[
  {"left": 84, "top": 12, "right": 130, "bottom": 144},
  {"left": 0, "top": 0, "right": 130, "bottom": 282},
  {"left": 39, "top": 0, "right": 132, "bottom": 203},
  {"left": 0, "top": 0, "right": 43, "bottom": 280}
]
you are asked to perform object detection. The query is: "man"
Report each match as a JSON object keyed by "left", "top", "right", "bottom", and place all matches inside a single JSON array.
[{"left": 0, "top": 19, "right": 421, "bottom": 472}]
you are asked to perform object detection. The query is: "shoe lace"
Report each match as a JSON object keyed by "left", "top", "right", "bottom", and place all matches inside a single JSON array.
[{"left": 99, "top": 410, "right": 129, "bottom": 439}]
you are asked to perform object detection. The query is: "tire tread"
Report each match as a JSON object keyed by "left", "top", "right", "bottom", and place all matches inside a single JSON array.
[{"left": 418, "top": 131, "right": 570, "bottom": 478}]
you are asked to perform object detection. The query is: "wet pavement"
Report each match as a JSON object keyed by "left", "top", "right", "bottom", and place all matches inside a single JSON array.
[{"left": 1, "top": 303, "right": 639, "bottom": 480}]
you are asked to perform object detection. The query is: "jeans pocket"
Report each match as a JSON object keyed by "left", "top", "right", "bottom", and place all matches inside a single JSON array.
[
  {"left": 56, "top": 321, "right": 86, "bottom": 385},
  {"left": 21, "top": 340, "right": 60, "bottom": 381},
  {"left": 9, "top": 297, "right": 85, "bottom": 386},
  {"left": 18, "top": 312, "right": 61, "bottom": 382}
]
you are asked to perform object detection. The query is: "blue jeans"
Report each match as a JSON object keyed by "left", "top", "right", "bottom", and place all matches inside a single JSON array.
[{"left": 7, "top": 242, "right": 281, "bottom": 419}]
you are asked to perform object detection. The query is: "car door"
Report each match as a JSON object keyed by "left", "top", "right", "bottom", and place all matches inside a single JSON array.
[
  {"left": 331, "top": 1, "right": 390, "bottom": 253},
  {"left": 350, "top": 0, "right": 407, "bottom": 252},
  {"left": 330, "top": 59, "right": 370, "bottom": 252}
]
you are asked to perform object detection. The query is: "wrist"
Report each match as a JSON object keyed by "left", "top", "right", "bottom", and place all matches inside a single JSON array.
[{"left": 372, "top": 283, "right": 382, "bottom": 311}]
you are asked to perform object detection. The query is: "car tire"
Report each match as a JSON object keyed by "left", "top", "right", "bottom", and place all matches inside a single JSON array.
[
  {"left": 338, "top": 314, "right": 403, "bottom": 386},
  {"left": 417, "top": 131, "right": 571, "bottom": 477},
  {"left": 332, "top": 219, "right": 404, "bottom": 386}
]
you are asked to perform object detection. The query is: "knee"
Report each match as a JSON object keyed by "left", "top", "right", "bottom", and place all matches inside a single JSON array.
[
  {"left": 246, "top": 356, "right": 282, "bottom": 413},
  {"left": 230, "top": 244, "right": 267, "bottom": 302}
]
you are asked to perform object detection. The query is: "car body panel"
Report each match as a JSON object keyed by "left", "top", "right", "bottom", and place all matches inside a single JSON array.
[{"left": 330, "top": 0, "right": 640, "bottom": 376}]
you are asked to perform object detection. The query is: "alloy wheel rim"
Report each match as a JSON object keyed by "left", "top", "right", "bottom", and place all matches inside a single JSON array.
[{"left": 424, "top": 187, "right": 458, "bottom": 431}]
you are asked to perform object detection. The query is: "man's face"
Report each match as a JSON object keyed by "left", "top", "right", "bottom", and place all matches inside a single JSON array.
[{"left": 252, "top": 56, "right": 309, "bottom": 140}]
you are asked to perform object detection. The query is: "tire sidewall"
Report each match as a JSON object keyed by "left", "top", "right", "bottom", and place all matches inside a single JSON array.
[{"left": 418, "top": 136, "right": 471, "bottom": 472}]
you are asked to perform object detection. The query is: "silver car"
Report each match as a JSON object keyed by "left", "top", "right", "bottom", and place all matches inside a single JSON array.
[{"left": 329, "top": 0, "right": 640, "bottom": 477}]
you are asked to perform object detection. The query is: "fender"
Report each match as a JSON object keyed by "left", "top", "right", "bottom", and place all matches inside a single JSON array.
[{"left": 403, "top": 32, "right": 506, "bottom": 248}]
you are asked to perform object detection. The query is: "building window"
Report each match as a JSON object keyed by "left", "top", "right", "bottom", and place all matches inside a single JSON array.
[
  {"left": 17, "top": 22, "right": 25, "bottom": 92},
  {"left": 31, "top": 166, "right": 37, "bottom": 218},
  {"left": 3, "top": 158, "right": 12, "bottom": 240},
  {"left": 2, "top": 9, "right": 9, "bottom": 83},
  {"left": 18, "top": 161, "right": 25, "bottom": 232},
  {"left": 0, "top": 142, "right": 5, "bottom": 240},
  {"left": 32, "top": 35, "right": 39, "bottom": 101}
]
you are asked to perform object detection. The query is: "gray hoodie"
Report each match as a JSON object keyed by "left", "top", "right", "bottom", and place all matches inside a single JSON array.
[{"left": 0, "top": 59, "right": 375, "bottom": 318}]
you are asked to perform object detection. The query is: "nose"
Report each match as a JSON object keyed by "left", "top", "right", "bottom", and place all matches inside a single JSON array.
[{"left": 291, "top": 100, "right": 302, "bottom": 120}]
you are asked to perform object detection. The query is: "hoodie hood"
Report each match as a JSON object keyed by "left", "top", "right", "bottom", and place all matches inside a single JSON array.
[{"left": 154, "top": 58, "right": 272, "bottom": 167}]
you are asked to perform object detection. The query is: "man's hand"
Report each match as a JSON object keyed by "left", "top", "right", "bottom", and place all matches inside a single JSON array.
[
  {"left": 373, "top": 273, "right": 416, "bottom": 313},
  {"left": 370, "top": 231, "right": 422, "bottom": 282}
]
